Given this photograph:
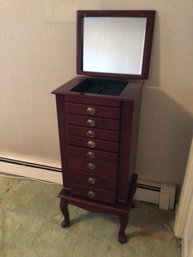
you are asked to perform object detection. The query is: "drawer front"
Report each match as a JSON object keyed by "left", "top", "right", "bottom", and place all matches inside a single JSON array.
[
  {"left": 66, "top": 114, "right": 120, "bottom": 131},
  {"left": 69, "top": 156, "right": 117, "bottom": 177},
  {"left": 67, "top": 146, "right": 118, "bottom": 163},
  {"left": 70, "top": 184, "right": 116, "bottom": 204},
  {"left": 66, "top": 103, "right": 120, "bottom": 119},
  {"left": 70, "top": 171, "right": 117, "bottom": 191},
  {"left": 68, "top": 136, "right": 119, "bottom": 153},
  {"left": 65, "top": 95, "right": 120, "bottom": 108},
  {"left": 67, "top": 126, "right": 119, "bottom": 142}
]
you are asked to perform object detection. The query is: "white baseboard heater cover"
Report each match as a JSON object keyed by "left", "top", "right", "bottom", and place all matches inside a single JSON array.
[
  {"left": 0, "top": 157, "right": 176, "bottom": 210},
  {"left": 134, "top": 178, "right": 176, "bottom": 210}
]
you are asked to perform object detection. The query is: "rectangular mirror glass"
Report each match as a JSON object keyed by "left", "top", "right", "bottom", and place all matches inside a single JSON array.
[{"left": 83, "top": 17, "right": 147, "bottom": 75}]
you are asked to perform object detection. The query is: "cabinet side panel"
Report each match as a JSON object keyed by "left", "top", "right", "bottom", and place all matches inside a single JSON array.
[
  {"left": 118, "top": 84, "right": 143, "bottom": 204},
  {"left": 56, "top": 95, "right": 70, "bottom": 188},
  {"left": 129, "top": 86, "right": 143, "bottom": 173},
  {"left": 117, "top": 102, "right": 134, "bottom": 203}
]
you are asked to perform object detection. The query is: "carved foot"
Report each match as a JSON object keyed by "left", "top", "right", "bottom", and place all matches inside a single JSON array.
[
  {"left": 61, "top": 219, "right": 70, "bottom": 228},
  {"left": 60, "top": 198, "right": 70, "bottom": 228},
  {"left": 118, "top": 231, "right": 127, "bottom": 244},
  {"left": 118, "top": 214, "right": 129, "bottom": 244}
]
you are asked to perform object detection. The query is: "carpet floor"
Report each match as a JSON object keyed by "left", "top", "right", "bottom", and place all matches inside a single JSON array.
[{"left": 0, "top": 175, "right": 181, "bottom": 257}]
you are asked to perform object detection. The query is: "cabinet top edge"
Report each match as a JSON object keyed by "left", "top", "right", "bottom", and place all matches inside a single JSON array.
[{"left": 52, "top": 76, "right": 143, "bottom": 101}]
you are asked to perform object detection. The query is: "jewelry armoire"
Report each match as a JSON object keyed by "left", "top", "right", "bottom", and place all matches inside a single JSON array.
[{"left": 52, "top": 10, "right": 155, "bottom": 243}]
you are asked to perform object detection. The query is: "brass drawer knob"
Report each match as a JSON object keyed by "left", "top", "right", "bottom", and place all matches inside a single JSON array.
[
  {"left": 86, "top": 151, "right": 95, "bottom": 159},
  {"left": 86, "top": 107, "right": 96, "bottom": 116},
  {"left": 87, "top": 130, "right": 96, "bottom": 138},
  {"left": 87, "top": 119, "right": 96, "bottom": 127},
  {"left": 88, "top": 190, "right": 95, "bottom": 199},
  {"left": 87, "top": 140, "right": 96, "bottom": 148},
  {"left": 87, "top": 162, "right": 96, "bottom": 170},
  {"left": 88, "top": 177, "right": 96, "bottom": 185}
]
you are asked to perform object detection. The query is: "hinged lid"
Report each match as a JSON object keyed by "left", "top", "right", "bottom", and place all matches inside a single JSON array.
[{"left": 77, "top": 10, "right": 155, "bottom": 80}]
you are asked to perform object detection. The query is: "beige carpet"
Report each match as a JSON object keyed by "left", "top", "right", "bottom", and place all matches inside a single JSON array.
[{"left": 0, "top": 175, "right": 181, "bottom": 257}]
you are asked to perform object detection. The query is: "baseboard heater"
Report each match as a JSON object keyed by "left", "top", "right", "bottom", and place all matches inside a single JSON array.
[
  {"left": 0, "top": 157, "right": 176, "bottom": 210},
  {"left": 0, "top": 157, "right": 61, "bottom": 172},
  {"left": 0, "top": 156, "right": 62, "bottom": 184},
  {"left": 135, "top": 178, "right": 176, "bottom": 210}
]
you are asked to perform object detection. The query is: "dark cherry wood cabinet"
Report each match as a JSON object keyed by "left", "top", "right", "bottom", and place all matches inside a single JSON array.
[
  {"left": 52, "top": 10, "right": 155, "bottom": 243},
  {"left": 52, "top": 77, "right": 143, "bottom": 243}
]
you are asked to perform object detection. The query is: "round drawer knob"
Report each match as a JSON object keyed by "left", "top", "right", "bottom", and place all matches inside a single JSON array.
[
  {"left": 88, "top": 177, "right": 96, "bottom": 185},
  {"left": 86, "top": 151, "right": 95, "bottom": 159},
  {"left": 87, "top": 119, "right": 96, "bottom": 127},
  {"left": 87, "top": 140, "right": 96, "bottom": 148},
  {"left": 87, "top": 130, "right": 96, "bottom": 138},
  {"left": 86, "top": 107, "right": 96, "bottom": 116},
  {"left": 88, "top": 190, "right": 95, "bottom": 199},
  {"left": 87, "top": 162, "right": 96, "bottom": 170}
]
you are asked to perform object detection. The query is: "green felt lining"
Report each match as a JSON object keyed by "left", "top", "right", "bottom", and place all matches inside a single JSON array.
[{"left": 71, "top": 78, "right": 127, "bottom": 96}]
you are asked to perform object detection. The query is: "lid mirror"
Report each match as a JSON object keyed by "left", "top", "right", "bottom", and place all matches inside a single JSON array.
[{"left": 77, "top": 11, "right": 155, "bottom": 80}]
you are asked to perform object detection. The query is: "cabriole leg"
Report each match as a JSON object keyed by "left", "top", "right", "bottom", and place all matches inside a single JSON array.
[
  {"left": 60, "top": 198, "right": 70, "bottom": 228},
  {"left": 118, "top": 213, "right": 129, "bottom": 244}
]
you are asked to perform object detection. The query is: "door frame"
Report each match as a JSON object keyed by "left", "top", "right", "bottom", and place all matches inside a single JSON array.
[{"left": 174, "top": 137, "right": 193, "bottom": 257}]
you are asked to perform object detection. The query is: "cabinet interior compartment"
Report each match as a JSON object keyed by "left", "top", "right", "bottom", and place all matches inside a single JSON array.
[{"left": 70, "top": 78, "right": 127, "bottom": 96}]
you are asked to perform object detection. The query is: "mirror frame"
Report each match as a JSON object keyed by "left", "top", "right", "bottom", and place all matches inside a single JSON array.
[{"left": 77, "top": 10, "right": 155, "bottom": 80}]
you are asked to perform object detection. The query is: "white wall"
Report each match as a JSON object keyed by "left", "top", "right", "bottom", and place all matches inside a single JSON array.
[{"left": 0, "top": 0, "right": 193, "bottom": 186}]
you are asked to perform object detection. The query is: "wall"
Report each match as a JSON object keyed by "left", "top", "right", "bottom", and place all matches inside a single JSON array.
[{"left": 0, "top": 0, "right": 192, "bottom": 186}]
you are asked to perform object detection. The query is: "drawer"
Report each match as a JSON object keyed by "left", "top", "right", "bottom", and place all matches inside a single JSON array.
[
  {"left": 65, "top": 94, "right": 120, "bottom": 108},
  {"left": 70, "top": 184, "right": 116, "bottom": 204},
  {"left": 67, "top": 126, "right": 119, "bottom": 142},
  {"left": 66, "top": 114, "right": 120, "bottom": 131},
  {"left": 68, "top": 136, "right": 119, "bottom": 153},
  {"left": 67, "top": 146, "right": 118, "bottom": 163},
  {"left": 68, "top": 156, "right": 117, "bottom": 177},
  {"left": 66, "top": 103, "right": 120, "bottom": 119},
  {"left": 70, "top": 171, "right": 116, "bottom": 191}
]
